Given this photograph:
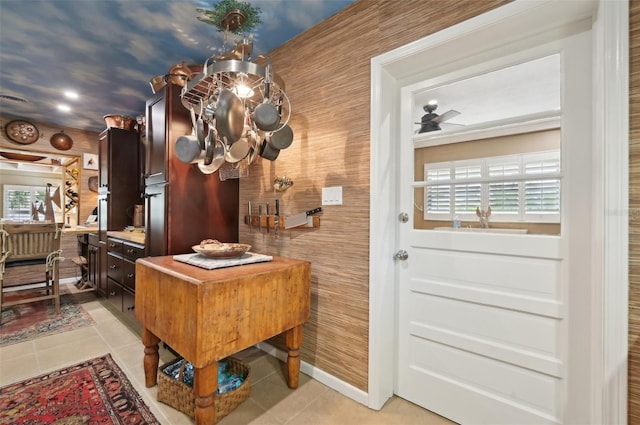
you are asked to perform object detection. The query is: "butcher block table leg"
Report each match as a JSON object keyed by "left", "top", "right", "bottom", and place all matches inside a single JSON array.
[
  {"left": 194, "top": 363, "right": 219, "bottom": 424},
  {"left": 285, "top": 324, "right": 304, "bottom": 389},
  {"left": 142, "top": 328, "right": 160, "bottom": 387}
]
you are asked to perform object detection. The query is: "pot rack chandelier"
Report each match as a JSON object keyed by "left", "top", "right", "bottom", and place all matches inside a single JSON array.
[
  {"left": 180, "top": 32, "right": 291, "bottom": 134},
  {"left": 149, "top": 3, "right": 292, "bottom": 178}
]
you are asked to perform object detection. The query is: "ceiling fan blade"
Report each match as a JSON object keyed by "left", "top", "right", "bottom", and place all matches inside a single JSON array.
[{"left": 432, "top": 109, "right": 461, "bottom": 123}]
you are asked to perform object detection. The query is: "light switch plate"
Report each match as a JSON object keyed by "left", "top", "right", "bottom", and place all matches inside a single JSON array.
[{"left": 322, "top": 186, "right": 342, "bottom": 205}]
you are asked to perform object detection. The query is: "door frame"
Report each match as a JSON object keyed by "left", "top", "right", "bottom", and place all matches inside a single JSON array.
[{"left": 368, "top": 1, "right": 629, "bottom": 423}]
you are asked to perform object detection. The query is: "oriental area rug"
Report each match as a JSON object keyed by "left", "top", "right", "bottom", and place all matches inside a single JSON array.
[
  {"left": 0, "top": 288, "right": 95, "bottom": 347},
  {"left": 0, "top": 354, "right": 160, "bottom": 424}
]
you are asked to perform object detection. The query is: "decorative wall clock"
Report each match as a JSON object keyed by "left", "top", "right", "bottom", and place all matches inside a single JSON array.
[{"left": 5, "top": 119, "right": 40, "bottom": 144}]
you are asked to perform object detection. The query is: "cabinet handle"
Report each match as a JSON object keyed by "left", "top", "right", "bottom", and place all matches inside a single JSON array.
[
  {"left": 110, "top": 265, "right": 118, "bottom": 270},
  {"left": 127, "top": 273, "right": 134, "bottom": 278},
  {"left": 109, "top": 291, "right": 116, "bottom": 296},
  {"left": 126, "top": 248, "right": 135, "bottom": 254},
  {"left": 109, "top": 243, "right": 116, "bottom": 248},
  {"left": 127, "top": 306, "right": 135, "bottom": 311}
]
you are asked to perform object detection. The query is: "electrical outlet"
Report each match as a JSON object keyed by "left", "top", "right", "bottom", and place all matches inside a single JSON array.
[{"left": 322, "top": 186, "right": 343, "bottom": 205}]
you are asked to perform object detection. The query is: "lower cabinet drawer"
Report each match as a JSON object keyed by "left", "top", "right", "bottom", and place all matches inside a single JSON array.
[
  {"left": 122, "top": 288, "right": 136, "bottom": 322},
  {"left": 107, "top": 253, "right": 122, "bottom": 282},
  {"left": 122, "top": 259, "right": 136, "bottom": 292},
  {"left": 106, "top": 278, "right": 123, "bottom": 312}
]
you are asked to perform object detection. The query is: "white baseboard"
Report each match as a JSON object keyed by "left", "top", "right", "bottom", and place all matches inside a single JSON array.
[{"left": 256, "top": 341, "right": 370, "bottom": 407}]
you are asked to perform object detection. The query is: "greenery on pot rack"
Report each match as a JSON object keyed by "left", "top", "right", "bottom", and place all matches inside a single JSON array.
[{"left": 196, "top": 0, "right": 262, "bottom": 34}]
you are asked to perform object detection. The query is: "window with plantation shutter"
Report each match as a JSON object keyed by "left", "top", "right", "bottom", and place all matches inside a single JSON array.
[
  {"left": 425, "top": 167, "right": 451, "bottom": 214},
  {"left": 3, "top": 185, "right": 46, "bottom": 220},
  {"left": 453, "top": 165, "right": 481, "bottom": 214},
  {"left": 423, "top": 151, "right": 560, "bottom": 222},
  {"left": 488, "top": 161, "right": 520, "bottom": 215},
  {"left": 524, "top": 156, "right": 560, "bottom": 216}
]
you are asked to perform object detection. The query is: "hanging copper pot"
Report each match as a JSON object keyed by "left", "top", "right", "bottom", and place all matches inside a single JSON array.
[{"left": 49, "top": 130, "right": 73, "bottom": 150}]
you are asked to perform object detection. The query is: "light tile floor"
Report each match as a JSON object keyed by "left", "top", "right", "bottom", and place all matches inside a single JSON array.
[{"left": 0, "top": 284, "right": 456, "bottom": 425}]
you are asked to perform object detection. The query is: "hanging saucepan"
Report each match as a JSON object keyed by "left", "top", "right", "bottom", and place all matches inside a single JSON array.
[
  {"left": 196, "top": 99, "right": 206, "bottom": 149},
  {"left": 175, "top": 134, "right": 202, "bottom": 164},
  {"left": 246, "top": 130, "right": 259, "bottom": 165},
  {"left": 259, "top": 138, "right": 280, "bottom": 161},
  {"left": 268, "top": 124, "right": 294, "bottom": 150},
  {"left": 225, "top": 128, "right": 254, "bottom": 163},
  {"left": 254, "top": 81, "right": 280, "bottom": 132},
  {"left": 175, "top": 107, "right": 202, "bottom": 164},
  {"left": 49, "top": 130, "right": 73, "bottom": 151},
  {"left": 198, "top": 129, "right": 225, "bottom": 174},
  {"left": 215, "top": 88, "right": 244, "bottom": 145}
]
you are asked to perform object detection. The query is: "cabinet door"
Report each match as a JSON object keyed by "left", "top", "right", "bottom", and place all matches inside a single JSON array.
[
  {"left": 98, "top": 133, "right": 109, "bottom": 241},
  {"left": 108, "top": 128, "right": 141, "bottom": 230},
  {"left": 87, "top": 242, "right": 101, "bottom": 295},
  {"left": 98, "top": 240, "right": 107, "bottom": 294},
  {"left": 145, "top": 182, "right": 167, "bottom": 257},
  {"left": 145, "top": 90, "right": 167, "bottom": 186}
]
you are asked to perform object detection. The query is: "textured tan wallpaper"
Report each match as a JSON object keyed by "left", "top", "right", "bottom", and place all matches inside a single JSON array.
[{"left": 239, "top": 0, "right": 508, "bottom": 391}]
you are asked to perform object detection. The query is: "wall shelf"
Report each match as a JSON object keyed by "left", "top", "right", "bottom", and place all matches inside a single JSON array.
[{"left": 62, "top": 157, "right": 80, "bottom": 226}]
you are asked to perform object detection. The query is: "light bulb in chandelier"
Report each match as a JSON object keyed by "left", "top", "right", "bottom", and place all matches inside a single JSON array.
[{"left": 233, "top": 83, "right": 254, "bottom": 98}]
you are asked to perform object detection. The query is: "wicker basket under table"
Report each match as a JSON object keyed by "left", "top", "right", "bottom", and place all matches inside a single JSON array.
[{"left": 157, "top": 356, "right": 250, "bottom": 422}]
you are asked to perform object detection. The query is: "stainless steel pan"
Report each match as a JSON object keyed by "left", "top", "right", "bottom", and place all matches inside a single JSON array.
[{"left": 215, "top": 88, "right": 244, "bottom": 145}]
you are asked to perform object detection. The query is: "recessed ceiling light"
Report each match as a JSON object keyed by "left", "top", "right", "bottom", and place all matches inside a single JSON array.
[
  {"left": 57, "top": 104, "right": 71, "bottom": 112},
  {"left": 63, "top": 91, "right": 79, "bottom": 100}
]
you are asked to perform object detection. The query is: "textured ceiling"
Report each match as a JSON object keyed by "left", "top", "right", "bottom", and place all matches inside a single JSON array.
[{"left": 0, "top": 0, "right": 355, "bottom": 132}]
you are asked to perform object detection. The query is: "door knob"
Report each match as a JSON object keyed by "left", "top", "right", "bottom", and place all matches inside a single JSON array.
[{"left": 394, "top": 250, "right": 408, "bottom": 261}]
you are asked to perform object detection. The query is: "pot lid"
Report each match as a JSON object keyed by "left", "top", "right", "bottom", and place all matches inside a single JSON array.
[{"left": 50, "top": 130, "right": 73, "bottom": 151}]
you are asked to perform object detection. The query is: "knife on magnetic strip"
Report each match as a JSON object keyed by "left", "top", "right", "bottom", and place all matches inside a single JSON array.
[{"left": 284, "top": 207, "right": 322, "bottom": 229}]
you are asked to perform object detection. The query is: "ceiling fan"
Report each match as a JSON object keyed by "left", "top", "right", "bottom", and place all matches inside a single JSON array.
[{"left": 416, "top": 101, "right": 461, "bottom": 133}]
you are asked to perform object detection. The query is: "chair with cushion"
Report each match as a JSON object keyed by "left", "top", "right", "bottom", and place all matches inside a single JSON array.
[{"left": 0, "top": 222, "right": 64, "bottom": 324}]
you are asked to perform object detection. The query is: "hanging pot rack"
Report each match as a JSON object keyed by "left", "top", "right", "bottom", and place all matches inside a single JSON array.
[{"left": 180, "top": 51, "right": 291, "bottom": 133}]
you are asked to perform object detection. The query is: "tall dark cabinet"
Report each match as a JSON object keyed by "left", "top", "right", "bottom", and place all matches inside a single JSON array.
[
  {"left": 145, "top": 83, "right": 239, "bottom": 257},
  {"left": 96, "top": 128, "right": 142, "bottom": 294}
]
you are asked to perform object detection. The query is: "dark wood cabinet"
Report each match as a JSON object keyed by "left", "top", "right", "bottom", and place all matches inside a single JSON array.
[
  {"left": 106, "top": 236, "right": 144, "bottom": 322},
  {"left": 98, "top": 128, "right": 142, "bottom": 239},
  {"left": 144, "top": 83, "right": 239, "bottom": 256},
  {"left": 95, "top": 127, "right": 142, "bottom": 292}
]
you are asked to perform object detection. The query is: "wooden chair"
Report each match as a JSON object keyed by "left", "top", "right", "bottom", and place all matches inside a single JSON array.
[{"left": 0, "top": 222, "right": 64, "bottom": 323}]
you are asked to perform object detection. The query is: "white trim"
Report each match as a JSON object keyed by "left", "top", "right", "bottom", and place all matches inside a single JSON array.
[
  {"left": 256, "top": 342, "right": 369, "bottom": 406},
  {"left": 413, "top": 113, "right": 561, "bottom": 148},
  {"left": 593, "top": 0, "right": 629, "bottom": 423},
  {"left": 368, "top": 55, "right": 398, "bottom": 410},
  {"left": 369, "top": 0, "right": 626, "bottom": 422}
]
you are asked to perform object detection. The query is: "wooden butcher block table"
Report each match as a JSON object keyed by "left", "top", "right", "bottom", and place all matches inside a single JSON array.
[{"left": 135, "top": 255, "right": 311, "bottom": 424}]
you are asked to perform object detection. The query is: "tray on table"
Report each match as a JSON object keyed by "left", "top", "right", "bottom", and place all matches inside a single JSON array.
[{"left": 173, "top": 252, "right": 273, "bottom": 270}]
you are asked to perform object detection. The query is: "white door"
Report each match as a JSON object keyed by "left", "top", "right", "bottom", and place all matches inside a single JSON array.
[{"left": 395, "top": 30, "right": 593, "bottom": 424}]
